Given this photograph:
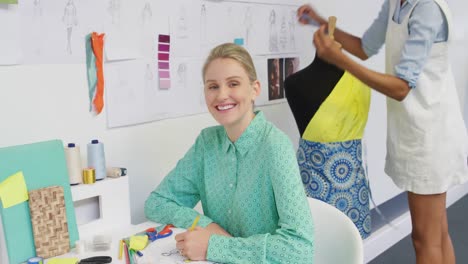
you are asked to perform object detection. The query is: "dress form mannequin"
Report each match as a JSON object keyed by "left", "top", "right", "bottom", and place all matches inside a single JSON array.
[
  {"left": 284, "top": 53, "right": 372, "bottom": 238},
  {"left": 284, "top": 54, "right": 344, "bottom": 136}
]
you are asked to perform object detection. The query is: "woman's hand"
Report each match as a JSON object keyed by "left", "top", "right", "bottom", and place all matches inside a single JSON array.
[
  {"left": 174, "top": 224, "right": 230, "bottom": 261},
  {"left": 175, "top": 226, "right": 211, "bottom": 261},
  {"left": 297, "top": 4, "right": 326, "bottom": 26},
  {"left": 313, "top": 25, "right": 345, "bottom": 67}
]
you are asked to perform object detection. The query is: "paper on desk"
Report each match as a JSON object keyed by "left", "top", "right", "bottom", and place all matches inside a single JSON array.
[
  {"left": 140, "top": 228, "right": 217, "bottom": 264},
  {"left": 0, "top": 171, "right": 28, "bottom": 208}
]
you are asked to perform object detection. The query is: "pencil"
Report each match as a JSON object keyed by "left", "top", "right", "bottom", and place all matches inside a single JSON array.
[
  {"left": 123, "top": 242, "right": 130, "bottom": 264},
  {"left": 118, "top": 239, "right": 123, "bottom": 260},
  {"left": 189, "top": 215, "right": 200, "bottom": 231}
]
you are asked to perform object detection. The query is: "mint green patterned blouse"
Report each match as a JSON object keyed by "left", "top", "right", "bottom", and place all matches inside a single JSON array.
[{"left": 145, "top": 111, "right": 314, "bottom": 264}]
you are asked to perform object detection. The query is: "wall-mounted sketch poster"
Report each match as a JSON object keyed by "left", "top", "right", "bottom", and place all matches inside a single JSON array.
[
  {"left": 106, "top": 58, "right": 206, "bottom": 128},
  {"left": 243, "top": 6, "right": 254, "bottom": 49},
  {"left": 107, "top": 0, "right": 121, "bottom": 26},
  {"left": 19, "top": 0, "right": 152, "bottom": 64},
  {"left": 200, "top": 2, "right": 260, "bottom": 55},
  {"left": 247, "top": 5, "right": 299, "bottom": 55},
  {"left": 284, "top": 57, "right": 299, "bottom": 80},
  {"left": 269, "top": 9, "right": 279, "bottom": 52},
  {"left": 287, "top": 9, "right": 297, "bottom": 51},
  {"left": 267, "top": 58, "right": 284, "bottom": 101},
  {"left": 19, "top": 0, "right": 116, "bottom": 64},
  {"left": 19, "top": 0, "right": 102, "bottom": 64},
  {"left": 138, "top": 0, "right": 169, "bottom": 62},
  {"left": 199, "top": 1, "right": 239, "bottom": 57},
  {"left": 170, "top": 0, "right": 201, "bottom": 57},
  {"left": 0, "top": 4, "right": 21, "bottom": 65}
]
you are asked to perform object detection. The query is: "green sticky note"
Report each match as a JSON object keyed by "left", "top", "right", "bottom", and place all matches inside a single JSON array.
[
  {"left": 0, "top": 0, "right": 18, "bottom": 4},
  {"left": 0, "top": 171, "right": 28, "bottom": 208}
]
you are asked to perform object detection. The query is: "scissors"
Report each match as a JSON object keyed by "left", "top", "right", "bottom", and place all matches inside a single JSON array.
[
  {"left": 77, "top": 256, "right": 112, "bottom": 264},
  {"left": 145, "top": 224, "right": 174, "bottom": 242}
]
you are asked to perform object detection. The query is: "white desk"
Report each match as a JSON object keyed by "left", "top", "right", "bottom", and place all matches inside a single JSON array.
[
  {"left": 48, "top": 222, "right": 215, "bottom": 264},
  {"left": 51, "top": 177, "right": 216, "bottom": 263}
]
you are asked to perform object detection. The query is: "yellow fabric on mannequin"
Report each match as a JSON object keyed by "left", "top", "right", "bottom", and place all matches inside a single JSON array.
[{"left": 302, "top": 71, "right": 370, "bottom": 142}]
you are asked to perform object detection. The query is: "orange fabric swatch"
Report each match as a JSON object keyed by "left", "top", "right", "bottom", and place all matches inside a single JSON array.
[{"left": 91, "top": 32, "right": 105, "bottom": 115}]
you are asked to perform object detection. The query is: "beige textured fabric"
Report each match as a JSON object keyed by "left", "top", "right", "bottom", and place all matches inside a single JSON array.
[{"left": 28, "top": 186, "right": 70, "bottom": 258}]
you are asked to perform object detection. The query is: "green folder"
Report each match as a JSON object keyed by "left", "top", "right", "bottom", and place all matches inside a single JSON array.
[{"left": 0, "top": 140, "right": 79, "bottom": 264}]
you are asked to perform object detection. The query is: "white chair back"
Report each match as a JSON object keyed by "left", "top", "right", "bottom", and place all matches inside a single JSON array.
[{"left": 308, "top": 197, "right": 364, "bottom": 264}]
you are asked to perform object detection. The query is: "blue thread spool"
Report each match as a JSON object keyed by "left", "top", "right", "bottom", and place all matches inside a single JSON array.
[{"left": 87, "top": 139, "right": 106, "bottom": 181}]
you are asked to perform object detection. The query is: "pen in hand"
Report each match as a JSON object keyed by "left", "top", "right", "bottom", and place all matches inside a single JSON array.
[
  {"left": 183, "top": 215, "right": 201, "bottom": 263},
  {"left": 189, "top": 215, "right": 200, "bottom": 231}
]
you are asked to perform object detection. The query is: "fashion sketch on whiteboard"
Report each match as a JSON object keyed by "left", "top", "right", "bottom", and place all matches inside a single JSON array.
[
  {"left": 279, "top": 14, "right": 288, "bottom": 51},
  {"left": 33, "top": 0, "right": 43, "bottom": 56},
  {"left": 108, "top": 0, "right": 121, "bottom": 26},
  {"left": 145, "top": 63, "right": 154, "bottom": 90},
  {"left": 244, "top": 6, "right": 253, "bottom": 48},
  {"left": 144, "top": 63, "right": 158, "bottom": 117},
  {"left": 34, "top": 0, "right": 42, "bottom": 16},
  {"left": 200, "top": 4, "right": 207, "bottom": 46},
  {"left": 289, "top": 10, "right": 297, "bottom": 51},
  {"left": 177, "top": 6, "right": 188, "bottom": 39},
  {"left": 62, "top": 0, "right": 78, "bottom": 55},
  {"left": 177, "top": 63, "right": 188, "bottom": 88},
  {"left": 141, "top": 2, "right": 152, "bottom": 26},
  {"left": 269, "top": 9, "right": 278, "bottom": 52}
]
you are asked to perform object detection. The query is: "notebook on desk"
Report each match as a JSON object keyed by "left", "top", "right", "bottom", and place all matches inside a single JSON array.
[{"left": 0, "top": 140, "right": 79, "bottom": 264}]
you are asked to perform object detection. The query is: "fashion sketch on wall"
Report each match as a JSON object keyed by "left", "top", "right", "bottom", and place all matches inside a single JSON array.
[{"left": 62, "top": 0, "right": 78, "bottom": 54}]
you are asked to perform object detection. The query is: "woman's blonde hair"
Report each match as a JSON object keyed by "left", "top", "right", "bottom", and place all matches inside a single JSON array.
[{"left": 202, "top": 43, "right": 257, "bottom": 82}]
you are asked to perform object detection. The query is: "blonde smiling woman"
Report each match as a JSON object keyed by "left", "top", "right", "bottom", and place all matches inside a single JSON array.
[{"left": 145, "top": 43, "right": 314, "bottom": 264}]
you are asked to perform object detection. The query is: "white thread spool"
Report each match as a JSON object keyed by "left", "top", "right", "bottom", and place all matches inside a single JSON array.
[
  {"left": 87, "top": 139, "right": 106, "bottom": 181},
  {"left": 65, "top": 143, "right": 82, "bottom": 185}
]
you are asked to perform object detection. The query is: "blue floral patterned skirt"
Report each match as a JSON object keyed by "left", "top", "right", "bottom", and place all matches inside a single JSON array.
[{"left": 297, "top": 138, "right": 371, "bottom": 238}]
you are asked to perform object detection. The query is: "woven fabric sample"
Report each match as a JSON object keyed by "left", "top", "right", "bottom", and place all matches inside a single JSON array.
[{"left": 28, "top": 186, "right": 70, "bottom": 258}]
